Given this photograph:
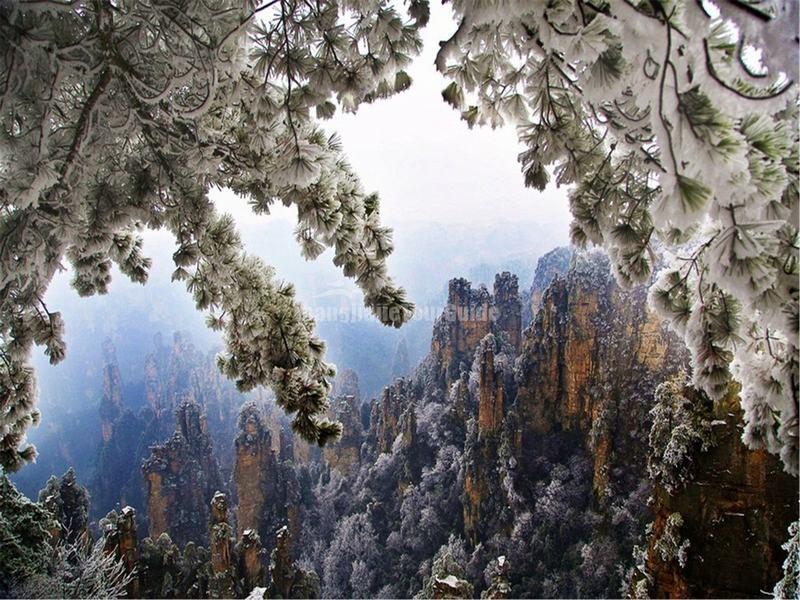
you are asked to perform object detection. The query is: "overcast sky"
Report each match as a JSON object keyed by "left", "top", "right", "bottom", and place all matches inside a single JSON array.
[{"left": 218, "top": 2, "right": 572, "bottom": 236}]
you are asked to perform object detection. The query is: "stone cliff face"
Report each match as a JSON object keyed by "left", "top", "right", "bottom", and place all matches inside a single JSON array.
[
  {"left": 369, "top": 377, "right": 415, "bottom": 456},
  {"left": 142, "top": 401, "right": 223, "bottom": 548},
  {"left": 232, "top": 401, "right": 302, "bottom": 553},
  {"left": 101, "top": 506, "right": 141, "bottom": 599},
  {"left": 322, "top": 394, "right": 363, "bottom": 474},
  {"left": 233, "top": 402, "right": 277, "bottom": 542},
  {"left": 476, "top": 339, "right": 506, "bottom": 435},
  {"left": 100, "top": 339, "right": 124, "bottom": 443},
  {"left": 636, "top": 387, "right": 798, "bottom": 598},
  {"left": 209, "top": 492, "right": 236, "bottom": 599},
  {"left": 445, "top": 251, "right": 689, "bottom": 559},
  {"left": 431, "top": 273, "right": 522, "bottom": 387},
  {"left": 462, "top": 335, "right": 516, "bottom": 545},
  {"left": 524, "top": 246, "right": 571, "bottom": 325},
  {"left": 236, "top": 529, "right": 265, "bottom": 593},
  {"left": 515, "top": 251, "right": 685, "bottom": 495}
]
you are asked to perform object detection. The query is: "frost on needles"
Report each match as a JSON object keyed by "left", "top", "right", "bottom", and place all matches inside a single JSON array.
[{"left": 0, "top": 0, "right": 427, "bottom": 470}]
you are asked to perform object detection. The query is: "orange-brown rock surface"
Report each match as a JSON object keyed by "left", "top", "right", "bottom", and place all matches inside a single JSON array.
[
  {"left": 637, "top": 389, "right": 798, "bottom": 598},
  {"left": 142, "top": 401, "right": 223, "bottom": 547},
  {"left": 322, "top": 394, "right": 363, "bottom": 474},
  {"left": 233, "top": 402, "right": 277, "bottom": 540},
  {"left": 477, "top": 340, "right": 505, "bottom": 435},
  {"left": 431, "top": 273, "right": 522, "bottom": 387},
  {"left": 232, "top": 401, "right": 302, "bottom": 552},
  {"left": 515, "top": 251, "right": 684, "bottom": 496},
  {"left": 237, "top": 529, "right": 265, "bottom": 592},
  {"left": 462, "top": 335, "right": 515, "bottom": 545},
  {"left": 100, "top": 506, "right": 141, "bottom": 599}
]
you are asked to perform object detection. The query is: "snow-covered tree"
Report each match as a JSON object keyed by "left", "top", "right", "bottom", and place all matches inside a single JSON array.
[
  {"left": 774, "top": 520, "right": 800, "bottom": 599},
  {"left": 647, "top": 377, "right": 715, "bottom": 493},
  {"left": 0, "top": 0, "right": 428, "bottom": 470},
  {"left": 12, "top": 537, "right": 134, "bottom": 600},
  {"left": 321, "top": 512, "right": 379, "bottom": 598},
  {"left": 436, "top": 0, "right": 798, "bottom": 473}
]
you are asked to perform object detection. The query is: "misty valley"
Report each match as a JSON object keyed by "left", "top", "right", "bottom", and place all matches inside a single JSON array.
[
  {"left": 5, "top": 248, "right": 796, "bottom": 599},
  {"left": 1, "top": 1, "right": 798, "bottom": 598}
]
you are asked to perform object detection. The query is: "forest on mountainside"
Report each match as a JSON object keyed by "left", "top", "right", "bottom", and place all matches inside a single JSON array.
[
  {"left": 1, "top": 0, "right": 797, "bottom": 597},
  {"left": 4, "top": 249, "right": 797, "bottom": 598}
]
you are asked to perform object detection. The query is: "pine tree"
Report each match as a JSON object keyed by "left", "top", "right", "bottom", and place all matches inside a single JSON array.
[
  {"left": 0, "top": 0, "right": 428, "bottom": 470},
  {"left": 436, "top": 0, "right": 798, "bottom": 474}
]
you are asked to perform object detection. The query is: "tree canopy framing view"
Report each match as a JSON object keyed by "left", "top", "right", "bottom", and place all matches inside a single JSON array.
[
  {"left": 0, "top": 2, "right": 799, "bottom": 598},
  {"left": 0, "top": 0, "right": 796, "bottom": 488}
]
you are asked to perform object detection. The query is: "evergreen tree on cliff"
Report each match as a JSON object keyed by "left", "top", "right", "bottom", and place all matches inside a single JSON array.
[
  {"left": 435, "top": 0, "right": 798, "bottom": 474},
  {"left": 0, "top": 0, "right": 427, "bottom": 470}
]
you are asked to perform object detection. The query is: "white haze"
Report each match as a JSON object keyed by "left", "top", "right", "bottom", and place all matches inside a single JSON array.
[{"left": 31, "top": 1, "right": 571, "bottom": 414}]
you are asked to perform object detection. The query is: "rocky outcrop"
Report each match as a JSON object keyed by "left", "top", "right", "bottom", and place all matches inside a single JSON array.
[
  {"left": 332, "top": 368, "right": 361, "bottom": 400},
  {"left": 236, "top": 529, "right": 265, "bottom": 593},
  {"left": 482, "top": 556, "right": 511, "bottom": 599},
  {"left": 477, "top": 338, "right": 505, "bottom": 436},
  {"left": 233, "top": 402, "right": 277, "bottom": 541},
  {"left": 524, "top": 246, "right": 571, "bottom": 325},
  {"left": 232, "top": 401, "right": 302, "bottom": 553},
  {"left": 634, "top": 386, "right": 799, "bottom": 598},
  {"left": 515, "top": 251, "right": 684, "bottom": 496},
  {"left": 323, "top": 394, "right": 363, "bottom": 474},
  {"left": 100, "top": 506, "right": 141, "bottom": 598},
  {"left": 100, "top": 339, "right": 124, "bottom": 443},
  {"left": 38, "top": 467, "right": 90, "bottom": 545},
  {"left": 269, "top": 525, "right": 320, "bottom": 598},
  {"left": 209, "top": 492, "right": 235, "bottom": 599},
  {"left": 369, "top": 377, "right": 414, "bottom": 455},
  {"left": 432, "top": 575, "right": 473, "bottom": 599},
  {"left": 391, "top": 338, "right": 411, "bottom": 380},
  {"left": 431, "top": 273, "right": 522, "bottom": 386},
  {"left": 462, "top": 335, "right": 515, "bottom": 545},
  {"left": 144, "top": 334, "right": 168, "bottom": 418},
  {"left": 142, "top": 401, "right": 223, "bottom": 548},
  {"left": 491, "top": 273, "right": 522, "bottom": 351}
]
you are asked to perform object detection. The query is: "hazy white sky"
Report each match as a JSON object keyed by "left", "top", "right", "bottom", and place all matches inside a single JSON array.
[{"left": 217, "top": 2, "right": 572, "bottom": 235}]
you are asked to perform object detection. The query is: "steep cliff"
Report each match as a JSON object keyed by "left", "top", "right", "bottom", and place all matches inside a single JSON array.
[
  {"left": 232, "top": 401, "right": 302, "bottom": 553},
  {"left": 430, "top": 273, "right": 522, "bottom": 387},
  {"left": 632, "top": 383, "right": 799, "bottom": 598},
  {"left": 233, "top": 402, "right": 278, "bottom": 541},
  {"left": 462, "top": 335, "right": 516, "bottom": 545},
  {"left": 142, "top": 401, "right": 223, "bottom": 548},
  {"left": 515, "top": 250, "right": 685, "bottom": 496},
  {"left": 322, "top": 394, "right": 363, "bottom": 474},
  {"left": 368, "top": 377, "right": 415, "bottom": 456},
  {"left": 99, "top": 339, "right": 124, "bottom": 443},
  {"left": 522, "top": 246, "right": 571, "bottom": 326},
  {"left": 236, "top": 529, "right": 266, "bottom": 593},
  {"left": 100, "top": 506, "right": 141, "bottom": 598},
  {"left": 209, "top": 492, "right": 236, "bottom": 599}
]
